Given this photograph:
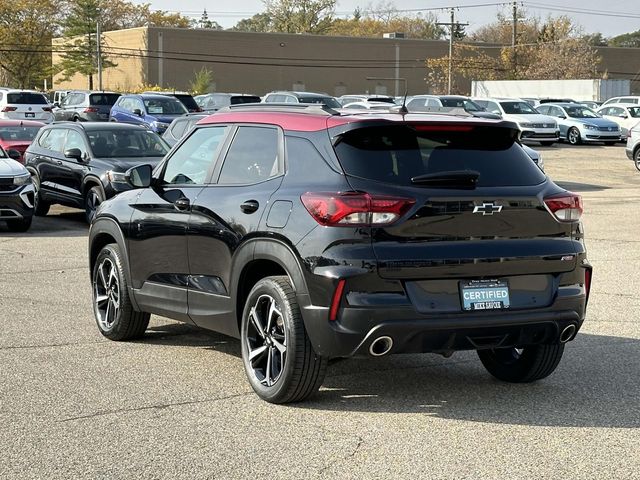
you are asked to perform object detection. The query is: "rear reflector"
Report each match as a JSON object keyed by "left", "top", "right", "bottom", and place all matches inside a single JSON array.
[
  {"left": 584, "top": 267, "right": 592, "bottom": 305},
  {"left": 2, "top": 106, "right": 17, "bottom": 112},
  {"left": 544, "top": 193, "right": 583, "bottom": 221},
  {"left": 301, "top": 192, "right": 415, "bottom": 227},
  {"left": 329, "top": 279, "right": 346, "bottom": 321}
]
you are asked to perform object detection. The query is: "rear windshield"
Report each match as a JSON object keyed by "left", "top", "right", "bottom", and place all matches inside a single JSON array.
[
  {"left": 174, "top": 94, "right": 199, "bottom": 111},
  {"left": 299, "top": 96, "right": 342, "bottom": 109},
  {"left": 0, "top": 125, "right": 42, "bottom": 141},
  {"left": 333, "top": 125, "right": 546, "bottom": 187},
  {"left": 89, "top": 93, "right": 120, "bottom": 106},
  {"left": 500, "top": 101, "right": 538, "bottom": 114},
  {"left": 7, "top": 93, "right": 48, "bottom": 105},
  {"left": 230, "top": 96, "right": 261, "bottom": 105}
]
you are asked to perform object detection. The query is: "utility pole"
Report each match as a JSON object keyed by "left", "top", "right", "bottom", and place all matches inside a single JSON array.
[
  {"left": 437, "top": 9, "right": 469, "bottom": 94},
  {"left": 96, "top": 21, "right": 102, "bottom": 91},
  {"left": 512, "top": 1, "right": 518, "bottom": 79}
]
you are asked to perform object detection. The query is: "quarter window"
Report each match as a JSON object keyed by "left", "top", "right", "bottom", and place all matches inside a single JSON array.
[
  {"left": 218, "top": 127, "right": 280, "bottom": 184},
  {"left": 40, "top": 128, "right": 67, "bottom": 152},
  {"left": 161, "top": 126, "right": 229, "bottom": 185}
]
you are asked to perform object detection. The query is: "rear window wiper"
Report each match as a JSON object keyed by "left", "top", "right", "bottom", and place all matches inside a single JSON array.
[{"left": 411, "top": 170, "right": 480, "bottom": 187}]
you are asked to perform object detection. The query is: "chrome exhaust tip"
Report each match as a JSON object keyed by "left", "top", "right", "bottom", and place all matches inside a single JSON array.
[
  {"left": 369, "top": 336, "right": 393, "bottom": 357},
  {"left": 559, "top": 324, "right": 577, "bottom": 343}
]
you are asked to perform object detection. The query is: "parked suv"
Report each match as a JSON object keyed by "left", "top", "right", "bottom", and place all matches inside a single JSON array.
[
  {"left": 54, "top": 91, "right": 121, "bottom": 122},
  {"left": 88, "top": 105, "right": 591, "bottom": 404},
  {"left": 263, "top": 91, "right": 341, "bottom": 108},
  {"left": 110, "top": 94, "right": 188, "bottom": 134},
  {"left": 25, "top": 122, "right": 169, "bottom": 222},
  {"left": 143, "top": 91, "right": 202, "bottom": 113},
  {"left": 195, "top": 93, "right": 261, "bottom": 112},
  {"left": 0, "top": 146, "right": 34, "bottom": 231},
  {"left": 473, "top": 98, "right": 559, "bottom": 146},
  {"left": 0, "top": 89, "right": 54, "bottom": 123}
]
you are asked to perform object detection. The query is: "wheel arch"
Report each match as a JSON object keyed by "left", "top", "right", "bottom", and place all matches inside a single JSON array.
[
  {"left": 89, "top": 217, "right": 140, "bottom": 310},
  {"left": 231, "top": 238, "right": 309, "bottom": 332},
  {"left": 82, "top": 176, "right": 105, "bottom": 197}
]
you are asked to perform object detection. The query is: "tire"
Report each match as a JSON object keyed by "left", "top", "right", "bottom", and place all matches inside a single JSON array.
[
  {"left": 567, "top": 127, "right": 581, "bottom": 145},
  {"left": 540, "top": 141, "right": 555, "bottom": 147},
  {"left": 92, "top": 243, "right": 150, "bottom": 341},
  {"left": 85, "top": 185, "right": 105, "bottom": 223},
  {"left": 6, "top": 216, "right": 32, "bottom": 232},
  {"left": 240, "top": 276, "right": 327, "bottom": 404},
  {"left": 634, "top": 148, "right": 640, "bottom": 172},
  {"left": 32, "top": 176, "right": 50, "bottom": 216},
  {"left": 477, "top": 344, "right": 565, "bottom": 383}
]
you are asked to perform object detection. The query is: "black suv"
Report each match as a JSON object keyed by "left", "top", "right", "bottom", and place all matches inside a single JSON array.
[
  {"left": 25, "top": 122, "right": 169, "bottom": 222},
  {"left": 53, "top": 91, "right": 121, "bottom": 122},
  {"left": 88, "top": 105, "right": 592, "bottom": 403}
]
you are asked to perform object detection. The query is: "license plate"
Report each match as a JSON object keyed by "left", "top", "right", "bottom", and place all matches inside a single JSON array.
[
  {"left": 460, "top": 280, "right": 510, "bottom": 311},
  {"left": 25, "top": 112, "right": 35, "bottom": 118}
]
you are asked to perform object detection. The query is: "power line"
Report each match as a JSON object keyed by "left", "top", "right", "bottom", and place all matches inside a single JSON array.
[{"left": 524, "top": 2, "right": 640, "bottom": 19}]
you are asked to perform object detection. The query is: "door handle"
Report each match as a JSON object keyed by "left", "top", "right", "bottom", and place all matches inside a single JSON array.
[
  {"left": 240, "top": 200, "right": 259, "bottom": 214},
  {"left": 54, "top": 160, "right": 63, "bottom": 166},
  {"left": 174, "top": 197, "right": 190, "bottom": 211}
]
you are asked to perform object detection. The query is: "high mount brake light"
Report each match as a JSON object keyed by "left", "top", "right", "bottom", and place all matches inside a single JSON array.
[
  {"left": 301, "top": 192, "right": 415, "bottom": 227},
  {"left": 544, "top": 193, "right": 583, "bottom": 221},
  {"left": 412, "top": 125, "right": 474, "bottom": 132}
]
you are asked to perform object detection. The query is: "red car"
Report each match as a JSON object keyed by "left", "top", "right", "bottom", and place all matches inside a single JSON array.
[{"left": 0, "top": 120, "right": 45, "bottom": 164}]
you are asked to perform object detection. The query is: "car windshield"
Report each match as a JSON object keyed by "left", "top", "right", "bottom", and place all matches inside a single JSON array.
[
  {"left": 628, "top": 107, "right": 640, "bottom": 118},
  {"left": 89, "top": 93, "right": 120, "bottom": 106},
  {"left": 564, "top": 106, "right": 599, "bottom": 118},
  {"left": 299, "top": 96, "right": 342, "bottom": 109},
  {"left": 0, "top": 125, "right": 41, "bottom": 141},
  {"left": 86, "top": 129, "right": 170, "bottom": 158},
  {"left": 7, "top": 93, "right": 48, "bottom": 105},
  {"left": 143, "top": 97, "right": 188, "bottom": 115},
  {"left": 439, "top": 98, "right": 483, "bottom": 112},
  {"left": 500, "top": 101, "right": 538, "bottom": 114},
  {"left": 334, "top": 124, "right": 546, "bottom": 187}
]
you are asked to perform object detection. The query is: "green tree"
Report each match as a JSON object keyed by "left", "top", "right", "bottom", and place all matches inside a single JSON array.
[
  {"left": 0, "top": 0, "right": 60, "bottom": 88},
  {"left": 56, "top": 0, "right": 116, "bottom": 89},
  {"left": 264, "top": 0, "right": 336, "bottom": 34},
  {"left": 232, "top": 13, "right": 273, "bottom": 32},
  {"left": 189, "top": 67, "right": 214, "bottom": 95},
  {"left": 197, "top": 9, "right": 222, "bottom": 30},
  {"left": 609, "top": 30, "right": 640, "bottom": 48}
]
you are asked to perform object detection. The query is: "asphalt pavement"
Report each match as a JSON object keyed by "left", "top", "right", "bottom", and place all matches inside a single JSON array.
[{"left": 1, "top": 144, "right": 639, "bottom": 479}]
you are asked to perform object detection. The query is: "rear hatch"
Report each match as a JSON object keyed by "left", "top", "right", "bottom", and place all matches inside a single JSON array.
[
  {"left": 4, "top": 92, "right": 52, "bottom": 122},
  {"left": 332, "top": 121, "right": 581, "bottom": 312},
  {"left": 89, "top": 93, "right": 121, "bottom": 119}
]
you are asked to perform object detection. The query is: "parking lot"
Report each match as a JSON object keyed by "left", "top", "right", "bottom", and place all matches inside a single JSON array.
[{"left": 1, "top": 143, "right": 639, "bottom": 479}]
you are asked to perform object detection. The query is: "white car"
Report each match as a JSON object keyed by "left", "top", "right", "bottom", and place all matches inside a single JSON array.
[
  {"left": 601, "top": 96, "right": 640, "bottom": 106},
  {"left": 596, "top": 103, "right": 640, "bottom": 140},
  {"left": 338, "top": 95, "right": 396, "bottom": 106},
  {"left": 473, "top": 98, "right": 559, "bottom": 146},
  {"left": 0, "top": 89, "right": 54, "bottom": 124},
  {"left": 341, "top": 101, "right": 394, "bottom": 111}
]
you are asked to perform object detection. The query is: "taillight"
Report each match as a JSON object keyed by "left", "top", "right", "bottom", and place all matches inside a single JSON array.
[
  {"left": 301, "top": 192, "right": 415, "bottom": 226},
  {"left": 84, "top": 107, "right": 99, "bottom": 113},
  {"left": 2, "top": 106, "right": 17, "bottom": 112},
  {"left": 42, "top": 107, "right": 52, "bottom": 112},
  {"left": 329, "top": 279, "right": 346, "bottom": 321},
  {"left": 544, "top": 193, "right": 583, "bottom": 221}
]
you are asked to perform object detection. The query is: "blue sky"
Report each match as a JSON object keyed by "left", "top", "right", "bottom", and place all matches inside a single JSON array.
[{"left": 137, "top": 0, "right": 640, "bottom": 37}]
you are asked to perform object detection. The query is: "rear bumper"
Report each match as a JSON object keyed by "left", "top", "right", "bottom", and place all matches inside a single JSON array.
[{"left": 299, "top": 289, "right": 587, "bottom": 358}]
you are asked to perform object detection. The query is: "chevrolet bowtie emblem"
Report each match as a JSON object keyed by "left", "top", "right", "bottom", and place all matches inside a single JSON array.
[{"left": 473, "top": 203, "right": 503, "bottom": 215}]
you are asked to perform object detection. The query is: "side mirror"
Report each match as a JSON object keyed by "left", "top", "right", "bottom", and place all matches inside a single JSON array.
[
  {"left": 52, "top": 102, "right": 60, "bottom": 108},
  {"left": 64, "top": 148, "right": 84, "bottom": 162},
  {"left": 125, "top": 164, "right": 153, "bottom": 188},
  {"left": 558, "top": 114, "right": 566, "bottom": 119},
  {"left": 7, "top": 149, "right": 21, "bottom": 161},
  {"left": 133, "top": 108, "right": 143, "bottom": 116},
  {"left": 620, "top": 113, "right": 628, "bottom": 119}
]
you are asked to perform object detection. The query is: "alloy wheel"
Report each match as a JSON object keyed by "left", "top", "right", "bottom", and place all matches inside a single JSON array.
[
  {"left": 568, "top": 128, "right": 580, "bottom": 145},
  {"left": 94, "top": 257, "right": 120, "bottom": 331},
  {"left": 86, "top": 190, "right": 101, "bottom": 222},
  {"left": 245, "top": 294, "right": 287, "bottom": 387},
  {"left": 635, "top": 150, "right": 640, "bottom": 172}
]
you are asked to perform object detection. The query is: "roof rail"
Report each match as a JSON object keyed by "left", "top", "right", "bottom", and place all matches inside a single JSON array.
[{"left": 220, "top": 103, "right": 340, "bottom": 115}]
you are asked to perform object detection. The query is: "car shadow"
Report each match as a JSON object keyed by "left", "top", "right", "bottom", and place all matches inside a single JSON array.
[
  {"left": 0, "top": 210, "right": 88, "bottom": 236},
  {"left": 554, "top": 181, "right": 611, "bottom": 192},
  {"left": 140, "top": 324, "right": 639, "bottom": 428}
]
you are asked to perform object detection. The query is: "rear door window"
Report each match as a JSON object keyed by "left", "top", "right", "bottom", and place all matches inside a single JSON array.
[
  {"left": 333, "top": 124, "right": 546, "bottom": 187},
  {"left": 218, "top": 126, "right": 280, "bottom": 184}
]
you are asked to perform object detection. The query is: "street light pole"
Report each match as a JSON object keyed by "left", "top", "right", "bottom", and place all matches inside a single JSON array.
[{"left": 97, "top": 21, "right": 102, "bottom": 91}]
